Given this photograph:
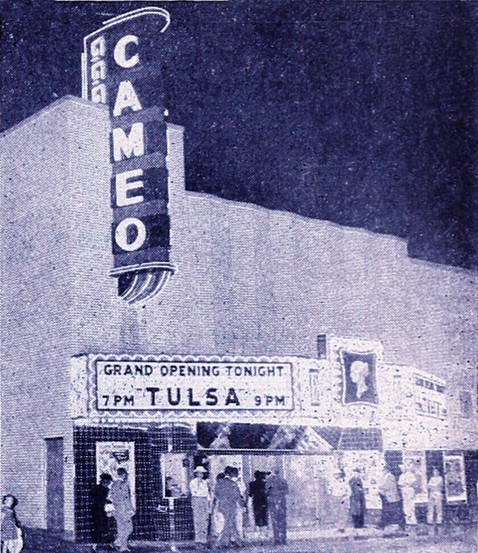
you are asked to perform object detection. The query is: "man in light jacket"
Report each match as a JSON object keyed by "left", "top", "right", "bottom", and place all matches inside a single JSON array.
[
  {"left": 378, "top": 465, "right": 405, "bottom": 531},
  {"left": 189, "top": 466, "right": 211, "bottom": 549}
]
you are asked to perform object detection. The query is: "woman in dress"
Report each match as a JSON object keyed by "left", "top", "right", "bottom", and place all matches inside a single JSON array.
[
  {"left": 110, "top": 468, "right": 135, "bottom": 552},
  {"left": 330, "top": 470, "right": 349, "bottom": 533},
  {"left": 249, "top": 471, "right": 268, "bottom": 533},
  {"left": 349, "top": 468, "right": 366, "bottom": 529}
]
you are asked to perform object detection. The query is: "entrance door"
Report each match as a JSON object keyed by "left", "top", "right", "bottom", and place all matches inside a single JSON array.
[
  {"left": 243, "top": 454, "right": 335, "bottom": 530},
  {"left": 45, "top": 438, "right": 64, "bottom": 531},
  {"left": 283, "top": 455, "right": 334, "bottom": 529}
]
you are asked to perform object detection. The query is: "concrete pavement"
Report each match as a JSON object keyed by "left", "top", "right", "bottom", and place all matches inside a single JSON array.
[{"left": 21, "top": 525, "right": 478, "bottom": 553}]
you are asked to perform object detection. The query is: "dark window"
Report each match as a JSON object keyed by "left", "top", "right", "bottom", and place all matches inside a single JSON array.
[{"left": 459, "top": 391, "right": 472, "bottom": 418}]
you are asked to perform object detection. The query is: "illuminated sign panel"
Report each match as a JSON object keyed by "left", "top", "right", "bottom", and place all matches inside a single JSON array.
[
  {"left": 82, "top": 8, "right": 175, "bottom": 303},
  {"left": 94, "top": 357, "right": 294, "bottom": 411}
]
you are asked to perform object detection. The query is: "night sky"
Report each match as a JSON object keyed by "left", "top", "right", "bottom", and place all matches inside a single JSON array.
[{"left": 1, "top": 1, "right": 477, "bottom": 269}]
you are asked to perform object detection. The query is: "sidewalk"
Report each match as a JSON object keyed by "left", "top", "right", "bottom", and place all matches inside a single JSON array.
[{"left": 22, "top": 525, "right": 477, "bottom": 553}]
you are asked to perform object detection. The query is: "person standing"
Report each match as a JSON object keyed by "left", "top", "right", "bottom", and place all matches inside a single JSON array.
[
  {"left": 92, "top": 473, "right": 115, "bottom": 552},
  {"left": 214, "top": 466, "right": 244, "bottom": 548},
  {"left": 348, "top": 468, "right": 366, "bottom": 529},
  {"left": 211, "top": 473, "right": 226, "bottom": 540},
  {"left": 398, "top": 463, "right": 418, "bottom": 527},
  {"left": 248, "top": 471, "right": 268, "bottom": 532},
  {"left": 109, "top": 468, "right": 135, "bottom": 553},
  {"left": 189, "top": 466, "right": 211, "bottom": 549},
  {"left": 266, "top": 469, "right": 289, "bottom": 545},
  {"left": 233, "top": 469, "right": 247, "bottom": 542},
  {"left": 427, "top": 467, "right": 444, "bottom": 532},
  {"left": 378, "top": 465, "right": 405, "bottom": 531},
  {"left": 1, "top": 494, "right": 23, "bottom": 553},
  {"left": 330, "top": 470, "right": 349, "bottom": 532}
]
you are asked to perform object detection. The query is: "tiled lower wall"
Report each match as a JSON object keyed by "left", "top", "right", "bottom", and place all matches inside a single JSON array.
[{"left": 73, "top": 425, "right": 196, "bottom": 543}]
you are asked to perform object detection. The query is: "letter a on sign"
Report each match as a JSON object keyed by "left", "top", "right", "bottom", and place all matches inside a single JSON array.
[{"left": 113, "top": 81, "right": 142, "bottom": 117}]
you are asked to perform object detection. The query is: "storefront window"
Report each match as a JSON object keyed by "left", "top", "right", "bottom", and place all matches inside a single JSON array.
[
  {"left": 309, "top": 369, "right": 321, "bottom": 405},
  {"left": 459, "top": 391, "right": 472, "bottom": 418},
  {"left": 444, "top": 454, "right": 467, "bottom": 502},
  {"left": 402, "top": 451, "right": 427, "bottom": 503}
]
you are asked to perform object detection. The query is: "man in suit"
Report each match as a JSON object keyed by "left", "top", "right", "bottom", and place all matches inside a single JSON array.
[
  {"left": 266, "top": 469, "right": 289, "bottom": 545},
  {"left": 213, "top": 466, "right": 244, "bottom": 548}
]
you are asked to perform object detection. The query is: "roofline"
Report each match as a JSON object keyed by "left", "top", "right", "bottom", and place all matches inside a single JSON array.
[{"left": 1, "top": 96, "right": 108, "bottom": 139}]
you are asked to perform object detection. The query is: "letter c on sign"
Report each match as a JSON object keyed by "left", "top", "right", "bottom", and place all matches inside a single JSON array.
[
  {"left": 114, "top": 35, "right": 139, "bottom": 69},
  {"left": 115, "top": 217, "right": 146, "bottom": 252}
]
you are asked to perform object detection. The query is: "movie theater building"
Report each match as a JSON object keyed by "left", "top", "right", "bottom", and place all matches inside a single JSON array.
[
  {"left": 1, "top": 9, "right": 478, "bottom": 544},
  {"left": 2, "top": 94, "right": 477, "bottom": 543}
]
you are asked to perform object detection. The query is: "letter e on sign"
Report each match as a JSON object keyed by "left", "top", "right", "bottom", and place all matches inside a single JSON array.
[{"left": 115, "top": 169, "right": 145, "bottom": 207}]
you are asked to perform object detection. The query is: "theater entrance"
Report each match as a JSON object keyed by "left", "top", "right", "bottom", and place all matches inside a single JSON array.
[{"left": 208, "top": 452, "right": 335, "bottom": 533}]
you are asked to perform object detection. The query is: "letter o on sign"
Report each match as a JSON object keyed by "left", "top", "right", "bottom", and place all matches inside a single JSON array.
[{"left": 115, "top": 217, "right": 146, "bottom": 252}]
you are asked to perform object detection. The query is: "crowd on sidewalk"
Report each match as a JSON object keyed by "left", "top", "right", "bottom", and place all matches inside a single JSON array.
[{"left": 0, "top": 461, "right": 452, "bottom": 553}]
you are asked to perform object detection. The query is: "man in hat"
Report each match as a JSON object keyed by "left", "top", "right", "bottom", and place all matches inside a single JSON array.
[
  {"left": 189, "top": 466, "right": 211, "bottom": 548},
  {"left": 214, "top": 466, "right": 244, "bottom": 548}
]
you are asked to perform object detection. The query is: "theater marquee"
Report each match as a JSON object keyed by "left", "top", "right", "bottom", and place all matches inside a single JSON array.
[{"left": 92, "top": 356, "right": 294, "bottom": 411}]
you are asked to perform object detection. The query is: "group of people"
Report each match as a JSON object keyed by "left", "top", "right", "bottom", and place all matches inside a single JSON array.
[
  {"left": 189, "top": 465, "right": 289, "bottom": 549},
  {"left": 92, "top": 469, "right": 135, "bottom": 553},
  {"left": 378, "top": 464, "right": 444, "bottom": 533},
  {"left": 0, "top": 460, "right": 448, "bottom": 553},
  {"left": 328, "top": 468, "right": 367, "bottom": 532}
]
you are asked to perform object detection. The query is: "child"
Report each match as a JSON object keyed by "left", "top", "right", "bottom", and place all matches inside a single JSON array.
[{"left": 1, "top": 495, "right": 23, "bottom": 553}]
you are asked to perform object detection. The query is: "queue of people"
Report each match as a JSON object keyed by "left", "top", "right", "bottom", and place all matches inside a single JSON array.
[
  {"left": 189, "top": 465, "right": 289, "bottom": 549},
  {"left": 0, "top": 459, "right": 455, "bottom": 553},
  {"left": 378, "top": 463, "right": 446, "bottom": 535}
]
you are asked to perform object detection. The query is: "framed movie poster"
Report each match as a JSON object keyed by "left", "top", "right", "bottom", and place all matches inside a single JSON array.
[
  {"left": 96, "top": 441, "right": 136, "bottom": 507},
  {"left": 402, "top": 451, "right": 428, "bottom": 503},
  {"left": 444, "top": 454, "right": 467, "bottom": 503},
  {"left": 162, "top": 453, "right": 190, "bottom": 498},
  {"left": 340, "top": 350, "right": 379, "bottom": 406}
]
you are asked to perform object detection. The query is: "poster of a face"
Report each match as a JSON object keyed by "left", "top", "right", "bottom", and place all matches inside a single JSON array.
[
  {"left": 444, "top": 454, "right": 467, "bottom": 502},
  {"left": 340, "top": 350, "right": 378, "bottom": 405},
  {"left": 402, "top": 451, "right": 428, "bottom": 503}
]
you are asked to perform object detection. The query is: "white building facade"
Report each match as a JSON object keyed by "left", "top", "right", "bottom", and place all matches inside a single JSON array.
[{"left": 1, "top": 96, "right": 477, "bottom": 542}]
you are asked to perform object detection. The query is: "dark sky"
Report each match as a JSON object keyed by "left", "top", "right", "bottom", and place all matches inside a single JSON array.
[{"left": 1, "top": 1, "right": 477, "bottom": 269}]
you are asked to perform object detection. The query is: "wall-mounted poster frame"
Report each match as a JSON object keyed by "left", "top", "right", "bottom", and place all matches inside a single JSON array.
[
  {"left": 443, "top": 453, "right": 467, "bottom": 503},
  {"left": 96, "top": 441, "right": 136, "bottom": 508},
  {"left": 339, "top": 349, "right": 379, "bottom": 406},
  {"left": 402, "top": 450, "right": 428, "bottom": 503}
]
